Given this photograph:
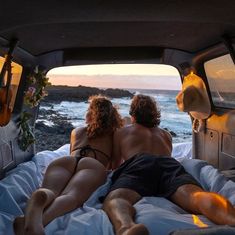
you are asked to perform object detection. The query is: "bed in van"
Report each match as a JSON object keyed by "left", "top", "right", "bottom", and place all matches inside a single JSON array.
[{"left": 1, "top": 1, "right": 235, "bottom": 235}]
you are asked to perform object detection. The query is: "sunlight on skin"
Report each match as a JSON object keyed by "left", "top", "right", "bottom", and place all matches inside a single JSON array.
[
  {"left": 192, "top": 214, "right": 208, "bottom": 228},
  {"left": 193, "top": 191, "right": 229, "bottom": 209},
  {"left": 212, "top": 194, "right": 229, "bottom": 208}
]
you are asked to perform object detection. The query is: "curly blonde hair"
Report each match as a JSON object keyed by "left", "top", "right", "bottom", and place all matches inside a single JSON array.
[
  {"left": 86, "top": 95, "right": 123, "bottom": 138},
  {"left": 129, "top": 94, "right": 161, "bottom": 128}
]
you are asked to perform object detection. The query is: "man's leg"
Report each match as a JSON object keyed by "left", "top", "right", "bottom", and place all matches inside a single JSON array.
[
  {"left": 103, "top": 188, "right": 149, "bottom": 235},
  {"left": 170, "top": 184, "right": 235, "bottom": 225}
]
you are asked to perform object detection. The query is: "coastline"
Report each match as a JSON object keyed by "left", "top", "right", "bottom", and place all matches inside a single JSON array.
[
  {"left": 35, "top": 109, "right": 73, "bottom": 152},
  {"left": 35, "top": 85, "right": 133, "bottom": 152},
  {"left": 43, "top": 85, "right": 133, "bottom": 103},
  {"left": 34, "top": 107, "right": 179, "bottom": 153},
  {"left": 34, "top": 85, "right": 185, "bottom": 152}
]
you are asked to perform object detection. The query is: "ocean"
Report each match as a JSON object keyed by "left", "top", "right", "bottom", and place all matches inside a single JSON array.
[{"left": 39, "top": 89, "right": 192, "bottom": 143}]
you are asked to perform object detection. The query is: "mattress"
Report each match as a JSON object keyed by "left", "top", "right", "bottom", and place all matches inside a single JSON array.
[{"left": 1, "top": 142, "right": 235, "bottom": 235}]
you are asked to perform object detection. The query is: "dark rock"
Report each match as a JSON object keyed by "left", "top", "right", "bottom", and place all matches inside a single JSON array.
[
  {"left": 42, "top": 85, "right": 133, "bottom": 104},
  {"left": 35, "top": 109, "right": 73, "bottom": 152},
  {"left": 169, "top": 131, "right": 177, "bottom": 137},
  {"left": 35, "top": 85, "right": 133, "bottom": 152}
]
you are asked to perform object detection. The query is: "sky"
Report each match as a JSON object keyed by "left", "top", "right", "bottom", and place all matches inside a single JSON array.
[{"left": 48, "top": 64, "right": 182, "bottom": 90}]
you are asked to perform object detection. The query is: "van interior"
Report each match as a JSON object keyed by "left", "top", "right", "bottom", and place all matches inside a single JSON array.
[{"left": 1, "top": 1, "right": 235, "bottom": 235}]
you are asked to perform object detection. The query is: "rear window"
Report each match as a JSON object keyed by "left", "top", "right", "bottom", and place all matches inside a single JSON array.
[
  {"left": 34, "top": 64, "right": 193, "bottom": 152},
  {"left": 204, "top": 54, "right": 235, "bottom": 108}
]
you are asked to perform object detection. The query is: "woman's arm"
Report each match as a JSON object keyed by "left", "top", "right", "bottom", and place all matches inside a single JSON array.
[
  {"left": 70, "top": 129, "right": 76, "bottom": 154},
  {"left": 70, "top": 127, "right": 86, "bottom": 154}
]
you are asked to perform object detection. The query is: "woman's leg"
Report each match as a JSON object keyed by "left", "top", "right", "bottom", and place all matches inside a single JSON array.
[
  {"left": 14, "top": 156, "right": 77, "bottom": 235},
  {"left": 42, "top": 157, "right": 106, "bottom": 226},
  {"left": 103, "top": 188, "right": 149, "bottom": 235},
  {"left": 170, "top": 184, "right": 235, "bottom": 225}
]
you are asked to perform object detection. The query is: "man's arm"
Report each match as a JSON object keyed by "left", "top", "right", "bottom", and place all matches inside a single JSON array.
[
  {"left": 111, "top": 129, "right": 123, "bottom": 169},
  {"left": 166, "top": 131, "right": 173, "bottom": 155}
]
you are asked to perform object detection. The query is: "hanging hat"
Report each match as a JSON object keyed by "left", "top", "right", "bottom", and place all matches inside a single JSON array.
[{"left": 176, "top": 72, "right": 211, "bottom": 119}]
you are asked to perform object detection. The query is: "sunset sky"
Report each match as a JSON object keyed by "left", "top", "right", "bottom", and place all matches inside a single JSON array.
[{"left": 48, "top": 64, "right": 182, "bottom": 90}]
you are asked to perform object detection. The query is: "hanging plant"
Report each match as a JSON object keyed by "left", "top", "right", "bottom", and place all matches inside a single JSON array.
[
  {"left": 24, "top": 66, "right": 49, "bottom": 107},
  {"left": 18, "top": 111, "right": 35, "bottom": 151},
  {"left": 18, "top": 66, "right": 49, "bottom": 151}
]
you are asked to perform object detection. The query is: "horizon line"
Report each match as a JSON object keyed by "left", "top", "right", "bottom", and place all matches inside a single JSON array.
[{"left": 48, "top": 84, "right": 180, "bottom": 91}]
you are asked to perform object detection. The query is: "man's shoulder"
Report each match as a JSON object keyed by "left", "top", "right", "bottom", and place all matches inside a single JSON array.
[
  {"left": 158, "top": 127, "right": 172, "bottom": 142},
  {"left": 161, "top": 127, "right": 172, "bottom": 137},
  {"left": 114, "top": 125, "right": 133, "bottom": 136},
  {"left": 120, "top": 124, "right": 134, "bottom": 132}
]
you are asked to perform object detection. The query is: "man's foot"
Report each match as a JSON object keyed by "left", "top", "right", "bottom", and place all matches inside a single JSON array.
[
  {"left": 24, "top": 189, "right": 55, "bottom": 235},
  {"left": 13, "top": 216, "right": 25, "bottom": 235},
  {"left": 24, "top": 223, "right": 45, "bottom": 235},
  {"left": 118, "top": 224, "right": 149, "bottom": 235}
]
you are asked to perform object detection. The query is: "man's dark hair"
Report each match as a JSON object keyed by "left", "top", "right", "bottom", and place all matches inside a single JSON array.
[{"left": 129, "top": 94, "right": 161, "bottom": 128}]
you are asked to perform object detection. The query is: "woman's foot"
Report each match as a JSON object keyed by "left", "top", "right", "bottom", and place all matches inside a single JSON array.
[
  {"left": 24, "top": 189, "right": 55, "bottom": 235},
  {"left": 118, "top": 224, "right": 149, "bottom": 235}
]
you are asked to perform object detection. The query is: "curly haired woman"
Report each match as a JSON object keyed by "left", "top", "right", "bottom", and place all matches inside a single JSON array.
[{"left": 14, "top": 95, "right": 123, "bottom": 235}]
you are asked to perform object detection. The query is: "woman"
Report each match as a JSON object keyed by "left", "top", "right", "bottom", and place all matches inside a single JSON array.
[{"left": 14, "top": 95, "right": 123, "bottom": 235}]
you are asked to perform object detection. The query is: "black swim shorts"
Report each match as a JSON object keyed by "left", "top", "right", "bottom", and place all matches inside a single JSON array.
[{"left": 109, "top": 154, "right": 201, "bottom": 198}]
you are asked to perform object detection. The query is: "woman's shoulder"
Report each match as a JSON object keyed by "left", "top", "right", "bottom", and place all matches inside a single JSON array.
[{"left": 71, "top": 126, "right": 87, "bottom": 136}]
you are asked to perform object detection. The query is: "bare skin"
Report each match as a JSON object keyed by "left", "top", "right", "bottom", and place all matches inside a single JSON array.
[
  {"left": 14, "top": 125, "right": 113, "bottom": 234},
  {"left": 111, "top": 119, "right": 172, "bottom": 169},
  {"left": 70, "top": 127, "right": 113, "bottom": 168},
  {"left": 104, "top": 118, "right": 235, "bottom": 235},
  {"left": 103, "top": 188, "right": 149, "bottom": 235},
  {"left": 103, "top": 116, "right": 172, "bottom": 235},
  {"left": 14, "top": 155, "right": 107, "bottom": 235}
]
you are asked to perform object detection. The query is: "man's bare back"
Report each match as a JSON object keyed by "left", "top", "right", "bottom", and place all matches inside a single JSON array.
[{"left": 112, "top": 123, "right": 172, "bottom": 168}]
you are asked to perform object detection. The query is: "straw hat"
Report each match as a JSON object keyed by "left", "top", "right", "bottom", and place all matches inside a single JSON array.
[{"left": 176, "top": 72, "right": 211, "bottom": 119}]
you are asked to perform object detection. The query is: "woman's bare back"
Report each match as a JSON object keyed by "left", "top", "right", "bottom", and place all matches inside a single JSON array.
[{"left": 70, "top": 126, "right": 113, "bottom": 168}]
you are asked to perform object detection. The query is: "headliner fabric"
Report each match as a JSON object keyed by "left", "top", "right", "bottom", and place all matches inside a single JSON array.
[
  {"left": 1, "top": 1, "right": 235, "bottom": 55},
  {"left": 1, "top": 142, "right": 235, "bottom": 235}
]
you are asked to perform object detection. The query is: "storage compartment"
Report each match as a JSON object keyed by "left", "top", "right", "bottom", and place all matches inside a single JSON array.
[
  {"left": 204, "top": 129, "right": 219, "bottom": 168},
  {"left": 222, "top": 133, "right": 235, "bottom": 158}
]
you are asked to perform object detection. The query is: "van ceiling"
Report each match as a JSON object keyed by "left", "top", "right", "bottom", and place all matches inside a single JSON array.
[{"left": 0, "top": 1, "right": 235, "bottom": 55}]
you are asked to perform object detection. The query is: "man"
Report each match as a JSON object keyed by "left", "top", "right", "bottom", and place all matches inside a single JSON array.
[
  {"left": 111, "top": 94, "right": 172, "bottom": 169},
  {"left": 103, "top": 94, "right": 235, "bottom": 235}
]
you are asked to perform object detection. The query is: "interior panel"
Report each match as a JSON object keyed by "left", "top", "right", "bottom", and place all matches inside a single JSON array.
[
  {"left": 204, "top": 129, "right": 219, "bottom": 168},
  {"left": 222, "top": 133, "right": 235, "bottom": 158},
  {"left": 194, "top": 111, "right": 235, "bottom": 170}
]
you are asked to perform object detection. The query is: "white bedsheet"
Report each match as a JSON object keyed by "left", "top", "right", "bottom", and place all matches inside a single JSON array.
[{"left": 1, "top": 142, "right": 235, "bottom": 235}]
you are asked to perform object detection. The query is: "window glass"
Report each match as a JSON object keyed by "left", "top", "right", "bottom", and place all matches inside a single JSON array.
[
  {"left": 204, "top": 54, "right": 235, "bottom": 108},
  {"left": 0, "top": 56, "right": 23, "bottom": 110}
]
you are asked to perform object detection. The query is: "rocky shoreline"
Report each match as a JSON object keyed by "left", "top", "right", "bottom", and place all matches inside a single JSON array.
[
  {"left": 43, "top": 85, "right": 133, "bottom": 103},
  {"left": 34, "top": 85, "right": 133, "bottom": 152},
  {"left": 34, "top": 109, "right": 179, "bottom": 153},
  {"left": 34, "top": 109, "right": 73, "bottom": 152},
  {"left": 34, "top": 85, "right": 180, "bottom": 153}
]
